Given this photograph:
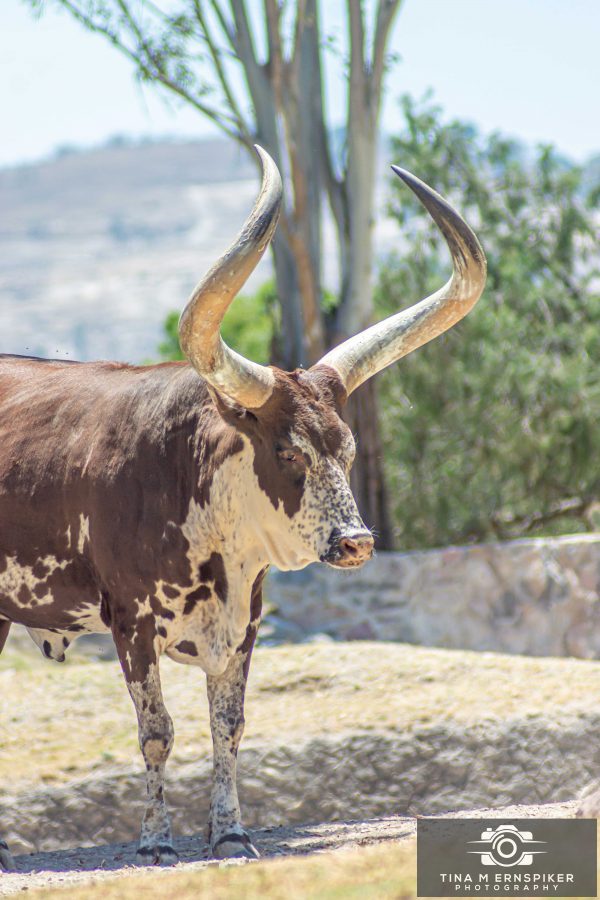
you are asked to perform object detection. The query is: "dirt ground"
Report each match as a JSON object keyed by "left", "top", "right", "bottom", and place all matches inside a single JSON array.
[
  {"left": 0, "top": 803, "right": 579, "bottom": 898},
  {"left": 1, "top": 636, "right": 597, "bottom": 895}
]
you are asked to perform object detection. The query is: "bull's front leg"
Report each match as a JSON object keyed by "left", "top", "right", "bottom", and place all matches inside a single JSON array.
[
  {"left": 206, "top": 576, "right": 263, "bottom": 859},
  {"left": 112, "top": 616, "right": 178, "bottom": 865}
]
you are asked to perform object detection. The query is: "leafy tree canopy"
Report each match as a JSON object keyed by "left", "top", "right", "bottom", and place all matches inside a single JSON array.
[{"left": 377, "top": 93, "right": 600, "bottom": 549}]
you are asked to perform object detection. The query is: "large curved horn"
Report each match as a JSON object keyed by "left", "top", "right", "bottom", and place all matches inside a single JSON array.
[
  {"left": 178, "top": 145, "right": 281, "bottom": 408},
  {"left": 316, "top": 168, "right": 487, "bottom": 395}
]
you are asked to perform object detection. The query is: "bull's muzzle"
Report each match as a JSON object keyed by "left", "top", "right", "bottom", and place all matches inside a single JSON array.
[{"left": 320, "top": 528, "right": 375, "bottom": 569}]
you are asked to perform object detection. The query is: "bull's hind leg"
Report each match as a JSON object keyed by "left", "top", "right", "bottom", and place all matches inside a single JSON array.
[
  {"left": 112, "top": 620, "right": 177, "bottom": 866},
  {"left": 207, "top": 576, "right": 264, "bottom": 859},
  {"left": 0, "top": 619, "right": 16, "bottom": 872}
]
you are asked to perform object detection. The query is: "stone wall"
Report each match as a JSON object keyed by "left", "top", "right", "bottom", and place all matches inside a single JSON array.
[{"left": 266, "top": 534, "right": 600, "bottom": 658}]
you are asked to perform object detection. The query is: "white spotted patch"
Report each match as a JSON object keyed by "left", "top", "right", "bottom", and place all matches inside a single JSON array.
[
  {"left": 249, "top": 430, "right": 364, "bottom": 570},
  {"left": 77, "top": 515, "right": 90, "bottom": 554},
  {"left": 165, "top": 446, "right": 269, "bottom": 675},
  {"left": 0, "top": 554, "right": 68, "bottom": 608},
  {"left": 72, "top": 601, "right": 111, "bottom": 633},
  {"left": 65, "top": 515, "right": 90, "bottom": 555}
]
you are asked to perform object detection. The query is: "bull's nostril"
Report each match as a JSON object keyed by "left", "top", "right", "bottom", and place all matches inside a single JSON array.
[
  {"left": 339, "top": 533, "right": 375, "bottom": 560},
  {"left": 340, "top": 537, "right": 360, "bottom": 557},
  {"left": 322, "top": 530, "right": 374, "bottom": 567}
]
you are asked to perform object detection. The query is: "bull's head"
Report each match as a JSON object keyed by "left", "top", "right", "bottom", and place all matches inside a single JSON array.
[{"left": 179, "top": 147, "right": 486, "bottom": 571}]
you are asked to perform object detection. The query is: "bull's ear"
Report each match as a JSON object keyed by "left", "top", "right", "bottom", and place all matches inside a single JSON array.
[{"left": 306, "top": 364, "right": 349, "bottom": 413}]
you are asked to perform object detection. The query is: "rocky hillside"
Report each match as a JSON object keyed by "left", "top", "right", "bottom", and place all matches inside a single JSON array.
[
  {"left": 0, "top": 137, "right": 396, "bottom": 364},
  {"left": 0, "top": 139, "right": 257, "bottom": 363}
]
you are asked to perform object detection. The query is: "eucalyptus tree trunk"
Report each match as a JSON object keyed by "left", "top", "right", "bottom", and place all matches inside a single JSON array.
[{"left": 325, "top": 1, "right": 398, "bottom": 546}]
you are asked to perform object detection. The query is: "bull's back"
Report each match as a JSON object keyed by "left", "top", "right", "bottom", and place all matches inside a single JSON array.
[
  {"left": 0, "top": 356, "right": 94, "bottom": 485},
  {"left": 0, "top": 357, "right": 122, "bottom": 628},
  {"left": 0, "top": 356, "right": 204, "bottom": 630},
  {"left": 0, "top": 354, "right": 200, "bottom": 481}
]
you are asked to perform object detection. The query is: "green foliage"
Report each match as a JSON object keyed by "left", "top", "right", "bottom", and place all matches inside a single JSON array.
[
  {"left": 157, "top": 280, "right": 277, "bottom": 365},
  {"left": 377, "top": 93, "right": 600, "bottom": 549}
]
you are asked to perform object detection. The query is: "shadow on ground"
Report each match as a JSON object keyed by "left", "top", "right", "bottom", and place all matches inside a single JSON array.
[
  {"left": 0, "top": 804, "right": 577, "bottom": 896},
  {"left": 1, "top": 816, "right": 416, "bottom": 893},
  {"left": 10, "top": 817, "right": 416, "bottom": 873}
]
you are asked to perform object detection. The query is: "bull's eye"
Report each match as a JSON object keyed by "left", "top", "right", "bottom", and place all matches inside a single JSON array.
[
  {"left": 276, "top": 445, "right": 307, "bottom": 469},
  {"left": 277, "top": 448, "right": 298, "bottom": 463}
]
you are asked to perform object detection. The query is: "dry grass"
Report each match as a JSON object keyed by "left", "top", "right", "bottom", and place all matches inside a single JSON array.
[
  {"left": 0, "top": 638, "right": 597, "bottom": 789},
  {"left": 24, "top": 839, "right": 416, "bottom": 900}
]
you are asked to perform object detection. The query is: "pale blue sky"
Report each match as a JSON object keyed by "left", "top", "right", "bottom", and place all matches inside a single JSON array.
[{"left": 2, "top": 0, "right": 599, "bottom": 168}]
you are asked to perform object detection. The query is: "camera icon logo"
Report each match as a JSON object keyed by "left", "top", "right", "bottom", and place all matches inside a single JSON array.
[{"left": 467, "top": 824, "right": 547, "bottom": 867}]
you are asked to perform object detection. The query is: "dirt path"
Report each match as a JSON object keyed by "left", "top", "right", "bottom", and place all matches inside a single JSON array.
[{"left": 0, "top": 802, "right": 578, "bottom": 896}]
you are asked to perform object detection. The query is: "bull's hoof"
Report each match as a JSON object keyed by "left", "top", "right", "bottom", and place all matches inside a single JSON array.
[
  {"left": 212, "top": 831, "right": 260, "bottom": 860},
  {"left": 136, "top": 843, "right": 179, "bottom": 866},
  {"left": 0, "top": 839, "right": 16, "bottom": 872},
  {"left": 577, "top": 783, "right": 600, "bottom": 817}
]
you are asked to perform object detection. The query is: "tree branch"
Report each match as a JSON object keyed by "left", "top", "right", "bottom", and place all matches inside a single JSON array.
[
  {"left": 264, "top": 0, "right": 285, "bottom": 108},
  {"left": 490, "top": 496, "right": 595, "bottom": 538},
  {"left": 347, "top": 0, "right": 366, "bottom": 82},
  {"left": 305, "top": 1, "right": 347, "bottom": 301},
  {"left": 192, "top": 0, "right": 253, "bottom": 147},
  {"left": 289, "top": 0, "right": 308, "bottom": 78},
  {"left": 228, "top": 0, "right": 276, "bottom": 145},
  {"left": 370, "top": 0, "right": 403, "bottom": 107},
  {"left": 229, "top": 0, "right": 259, "bottom": 72},
  {"left": 56, "top": 0, "right": 241, "bottom": 141},
  {"left": 209, "top": 0, "right": 237, "bottom": 51}
]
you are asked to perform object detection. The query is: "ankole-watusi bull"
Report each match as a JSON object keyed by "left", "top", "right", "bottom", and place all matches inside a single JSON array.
[{"left": 0, "top": 147, "right": 486, "bottom": 869}]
